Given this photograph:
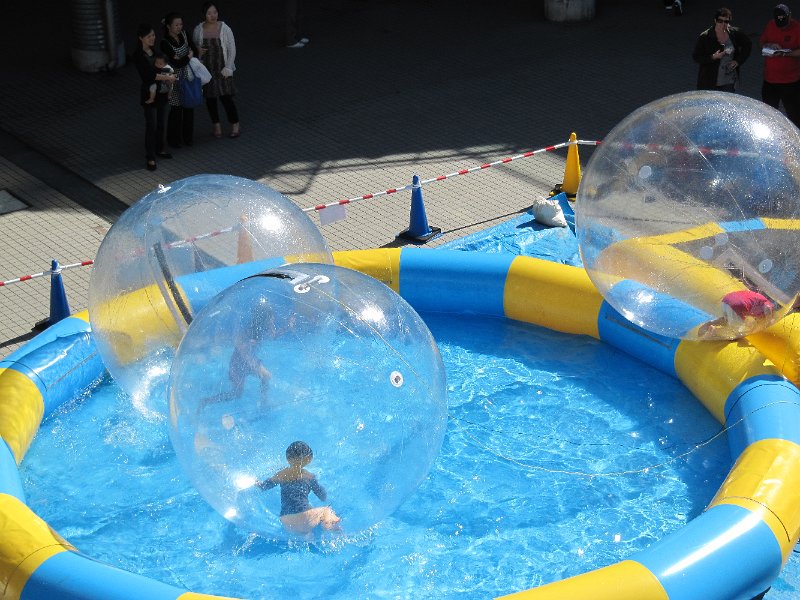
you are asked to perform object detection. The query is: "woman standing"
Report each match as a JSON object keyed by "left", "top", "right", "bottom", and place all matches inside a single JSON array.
[
  {"left": 193, "top": 2, "right": 241, "bottom": 138},
  {"left": 161, "top": 12, "right": 198, "bottom": 147},
  {"left": 133, "top": 24, "right": 176, "bottom": 171},
  {"left": 692, "top": 8, "right": 752, "bottom": 92}
]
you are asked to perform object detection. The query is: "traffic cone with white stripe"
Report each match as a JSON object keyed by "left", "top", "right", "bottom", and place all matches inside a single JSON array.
[
  {"left": 48, "top": 259, "right": 71, "bottom": 324},
  {"left": 34, "top": 259, "right": 71, "bottom": 330}
]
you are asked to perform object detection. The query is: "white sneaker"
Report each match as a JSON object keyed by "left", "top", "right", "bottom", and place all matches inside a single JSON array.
[
  {"left": 287, "top": 40, "right": 305, "bottom": 48},
  {"left": 300, "top": 37, "right": 310, "bottom": 44}
]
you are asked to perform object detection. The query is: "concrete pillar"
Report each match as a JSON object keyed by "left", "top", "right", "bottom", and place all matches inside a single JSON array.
[{"left": 544, "top": 0, "right": 596, "bottom": 22}]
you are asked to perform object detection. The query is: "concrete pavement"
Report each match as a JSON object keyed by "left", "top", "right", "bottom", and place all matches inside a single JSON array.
[{"left": 0, "top": 0, "right": 774, "bottom": 355}]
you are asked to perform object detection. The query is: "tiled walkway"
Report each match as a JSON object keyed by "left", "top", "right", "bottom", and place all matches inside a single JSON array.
[{"left": 0, "top": 0, "right": 770, "bottom": 355}]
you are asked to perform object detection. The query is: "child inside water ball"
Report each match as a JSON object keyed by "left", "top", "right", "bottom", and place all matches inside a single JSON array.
[
  {"left": 257, "top": 441, "right": 342, "bottom": 535},
  {"left": 197, "top": 309, "right": 272, "bottom": 412},
  {"left": 698, "top": 289, "right": 775, "bottom": 338},
  {"left": 226, "top": 324, "right": 271, "bottom": 399}
]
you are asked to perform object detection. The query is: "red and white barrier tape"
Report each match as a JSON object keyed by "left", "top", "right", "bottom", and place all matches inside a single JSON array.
[
  {"left": 302, "top": 139, "right": 601, "bottom": 214},
  {"left": 1, "top": 139, "right": 602, "bottom": 287},
  {"left": 0, "top": 260, "right": 94, "bottom": 287},
  {"left": 610, "top": 141, "right": 759, "bottom": 159},
  {"left": 164, "top": 225, "right": 237, "bottom": 249}
]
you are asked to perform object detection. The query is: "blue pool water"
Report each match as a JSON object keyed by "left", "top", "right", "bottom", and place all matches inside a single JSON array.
[{"left": 23, "top": 309, "right": 800, "bottom": 599}]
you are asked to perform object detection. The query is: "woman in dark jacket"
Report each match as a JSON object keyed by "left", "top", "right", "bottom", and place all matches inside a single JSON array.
[
  {"left": 161, "top": 12, "right": 198, "bottom": 148},
  {"left": 133, "top": 23, "right": 176, "bottom": 171},
  {"left": 693, "top": 7, "right": 752, "bottom": 92}
]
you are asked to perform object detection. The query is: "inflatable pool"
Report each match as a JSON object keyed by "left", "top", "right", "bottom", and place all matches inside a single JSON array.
[{"left": 2, "top": 247, "right": 800, "bottom": 600}]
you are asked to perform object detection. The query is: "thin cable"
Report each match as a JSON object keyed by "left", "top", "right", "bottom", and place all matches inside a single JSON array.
[{"left": 449, "top": 400, "right": 793, "bottom": 478}]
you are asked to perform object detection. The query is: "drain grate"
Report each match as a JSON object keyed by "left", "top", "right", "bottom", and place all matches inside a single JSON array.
[{"left": 0, "top": 190, "right": 28, "bottom": 215}]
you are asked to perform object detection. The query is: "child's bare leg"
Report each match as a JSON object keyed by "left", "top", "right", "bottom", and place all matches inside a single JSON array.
[
  {"left": 197, "top": 390, "right": 237, "bottom": 414},
  {"left": 258, "top": 380, "right": 270, "bottom": 410},
  {"left": 281, "top": 515, "right": 314, "bottom": 535},
  {"left": 257, "top": 368, "right": 271, "bottom": 410},
  {"left": 280, "top": 513, "right": 315, "bottom": 535},
  {"left": 320, "top": 507, "right": 342, "bottom": 531},
  {"left": 280, "top": 508, "right": 341, "bottom": 535}
]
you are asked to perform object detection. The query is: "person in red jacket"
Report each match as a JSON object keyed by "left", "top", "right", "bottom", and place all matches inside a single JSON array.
[{"left": 761, "top": 4, "right": 800, "bottom": 127}]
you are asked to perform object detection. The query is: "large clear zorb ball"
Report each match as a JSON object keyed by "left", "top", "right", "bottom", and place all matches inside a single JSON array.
[
  {"left": 168, "top": 263, "right": 448, "bottom": 538},
  {"left": 89, "top": 175, "right": 331, "bottom": 419},
  {"left": 576, "top": 91, "right": 800, "bottom": 340}
]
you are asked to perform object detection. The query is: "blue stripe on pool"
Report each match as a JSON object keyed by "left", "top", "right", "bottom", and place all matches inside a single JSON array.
[
  {"left": 22, "top": 550, "right": 185, "bottom": 600},
  {"left": 0, "top": 438, "right": 25, "bottom": 501},
  {"left": 634, "top": 503, "right": 781, "bottom": 600},
  {"left": 718, "top": 219, "right": 766, "bottom": 232},
  {"left": 597, "top": 302, "right": 681, "bottom": 378},
  {"left": 725, "top": 376, "right": 800, "bottom": 458},
  {"left": 399, "top": 248, "right": 514, "bottom": 316}
]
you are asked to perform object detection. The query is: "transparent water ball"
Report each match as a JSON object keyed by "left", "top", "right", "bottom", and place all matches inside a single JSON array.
[
  {"left": 576, "top": 91, "right": 800, "bottom": 340},
  {"left": 89, "top": 175, "right": 331, "bottom": 419},
  {"left": 168, "top": 263, "right": 449, "bottom": 538}
]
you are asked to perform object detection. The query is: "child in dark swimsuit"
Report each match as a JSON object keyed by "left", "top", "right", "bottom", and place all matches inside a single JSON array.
[
  {"left": 227, "top": 332, "right": 271, "bottom": 398},
  {"left": 256, "top": 441, "right": 341, "bottom": 535},
  {"left": 198, "top": 310, "right": 271, "bottom": 412}
]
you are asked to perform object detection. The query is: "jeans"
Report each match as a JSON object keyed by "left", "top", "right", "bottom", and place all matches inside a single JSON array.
[{"left": 285, "top": 0, "right": 303, "bottom": 44}]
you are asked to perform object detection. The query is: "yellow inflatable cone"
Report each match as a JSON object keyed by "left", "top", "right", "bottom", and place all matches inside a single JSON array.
[{"left": 561, "top": 132, "right": 581, "bottom": 199}]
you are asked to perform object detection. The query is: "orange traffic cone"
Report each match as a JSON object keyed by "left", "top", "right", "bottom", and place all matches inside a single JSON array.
[{"left": 237, "top": 215, "right": 254, "bottom": 264}]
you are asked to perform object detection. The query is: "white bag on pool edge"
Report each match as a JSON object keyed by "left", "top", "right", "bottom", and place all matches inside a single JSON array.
[{"left": 531, "top": 196, "right": 567, "bottom": 228}]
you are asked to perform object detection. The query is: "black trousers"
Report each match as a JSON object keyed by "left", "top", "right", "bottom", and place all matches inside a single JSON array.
[
  {"left": 762, "top": 80, "right": 800, "bottom": 128},
  {"left": 167, "top": 105, "right": 195, "bottom": 147},
  {"left": 206, "top": 95, "right": 239, "bottom": 125},
  {"left": 143, "top": 99, "right": 167, "bottom": 161},
  {"left": 285, "top": 0, "right": 303, "bottom": 44}
]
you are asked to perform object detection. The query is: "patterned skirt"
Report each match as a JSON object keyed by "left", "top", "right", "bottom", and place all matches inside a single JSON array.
[{"left": 202, "top": 38, "right": 237, "bottom": 98}]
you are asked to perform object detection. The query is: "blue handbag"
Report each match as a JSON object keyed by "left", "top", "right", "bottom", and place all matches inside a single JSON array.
[{"left": 180, "top": 64, "right": 203, "bottom": 109}]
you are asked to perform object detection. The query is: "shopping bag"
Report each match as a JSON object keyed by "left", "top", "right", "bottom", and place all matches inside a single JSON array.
[
  {"left": 180, "top": 64, "right": 204, "bottom": 108},
  {"left": 189, "top": 57, "right": 213, "bottom": 85}
]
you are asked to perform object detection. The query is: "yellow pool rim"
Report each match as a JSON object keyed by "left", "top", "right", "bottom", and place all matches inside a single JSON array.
[{"left": 1, "top": 247, "right": 799, "bottom": 600}]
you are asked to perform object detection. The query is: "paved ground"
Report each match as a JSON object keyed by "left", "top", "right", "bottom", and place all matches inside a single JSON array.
[{"left": 0, "top": 0, "right": 775, "bottom": 356}]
